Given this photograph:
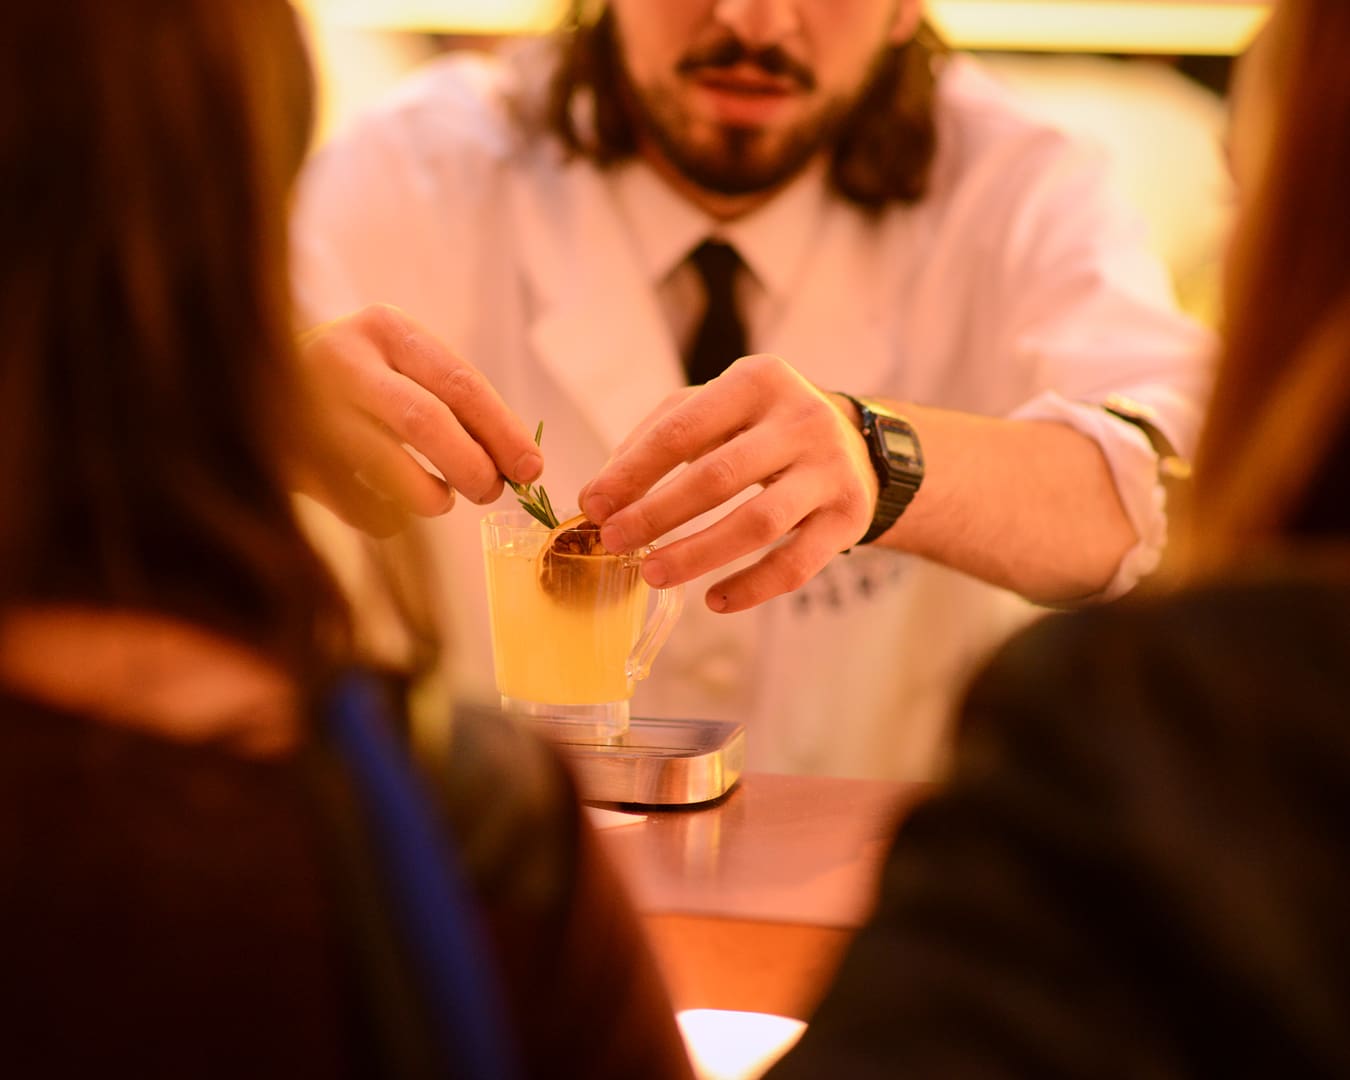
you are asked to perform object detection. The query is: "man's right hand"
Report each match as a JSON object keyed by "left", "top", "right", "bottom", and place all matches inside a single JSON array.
[{"left": 291, "top": 304, "right": 543, "bottom": 536}]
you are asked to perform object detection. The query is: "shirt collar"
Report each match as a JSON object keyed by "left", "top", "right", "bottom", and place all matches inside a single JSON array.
[
  {"left": 608, "top": 161, "right": 709, "bottom": 284},
  {"left": 608, "top": 157, "right": 831, "bottom": 297},
  {"left": 720, "top": 160, "right": 830, "bottom": 297}
]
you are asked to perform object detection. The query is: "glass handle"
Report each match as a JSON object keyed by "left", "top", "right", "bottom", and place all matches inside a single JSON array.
[{"left": 626, "top": 582, "right": 685, "bottom": 682}]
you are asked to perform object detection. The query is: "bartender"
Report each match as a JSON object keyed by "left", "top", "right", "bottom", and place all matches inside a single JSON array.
[{"left": 289, "top": 0, "right": 1213, "bottom": 780}]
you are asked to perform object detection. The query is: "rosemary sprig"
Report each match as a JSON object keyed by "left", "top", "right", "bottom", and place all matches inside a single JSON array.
[{"left": 507, "top": 421, "right": 559, "bottom": 528}]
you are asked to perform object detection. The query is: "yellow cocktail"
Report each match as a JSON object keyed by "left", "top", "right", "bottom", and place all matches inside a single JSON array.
[{"left": 481, "top": 510, "right": 683, "bottom": 740}]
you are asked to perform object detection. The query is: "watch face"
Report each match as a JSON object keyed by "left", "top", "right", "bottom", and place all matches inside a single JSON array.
[
  {"left": 854, "top": 402, "right": 923, "bottom": 543},
  {"left": 877, "top": 416, "right": 921, "bottom": 466}
]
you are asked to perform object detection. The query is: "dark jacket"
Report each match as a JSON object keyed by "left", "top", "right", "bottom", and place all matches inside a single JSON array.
[
  {"left": 0, "top": 679, "right": 693, "bottom": 1080},
  {"left": 769, "top": 569, "right": 1350, "bottom": 1079}
]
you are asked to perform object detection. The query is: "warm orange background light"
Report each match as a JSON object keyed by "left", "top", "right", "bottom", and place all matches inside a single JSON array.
[{"left": 297, "top": 0, "right": 1271, "bottom": 55}]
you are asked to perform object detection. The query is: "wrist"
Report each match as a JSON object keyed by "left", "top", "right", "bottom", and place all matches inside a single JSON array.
[
  {"left": 834, "top": 392, "right": 925, "bottom": 545},
  {"left": 830, "top": 390, "right": 865, "bottom": 430}
]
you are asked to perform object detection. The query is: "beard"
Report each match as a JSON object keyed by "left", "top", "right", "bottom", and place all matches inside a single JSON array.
[
  {"left": 633, "top": 90, "right": 850, "bottom": 196},
  {"left": 616, "top": 33, "right": 871, "bottom": 197}
]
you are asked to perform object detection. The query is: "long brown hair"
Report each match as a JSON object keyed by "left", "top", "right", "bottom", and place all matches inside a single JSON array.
[
  {"left": 1183, "top": 0, "right": 1350, "bottom": 573},
  {"left": 540, "top": 2, "right": 948, "bottom": 209},
  {"left": 0, "top": 0, "right": 349, "bottom": 686}
]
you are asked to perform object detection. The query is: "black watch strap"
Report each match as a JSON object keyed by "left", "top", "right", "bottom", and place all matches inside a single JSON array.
[{"left": 839, "top": 393, "right": 924, "bottom": 545}]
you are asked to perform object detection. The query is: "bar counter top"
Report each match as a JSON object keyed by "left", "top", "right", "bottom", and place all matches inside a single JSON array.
[{"left": 596, "top": 772, "right": 926, "bottom": 1019}]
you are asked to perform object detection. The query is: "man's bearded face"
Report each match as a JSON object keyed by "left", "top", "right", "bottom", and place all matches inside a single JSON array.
[{"left": 609, "top": 2, "right": 903, "bottom": 196}]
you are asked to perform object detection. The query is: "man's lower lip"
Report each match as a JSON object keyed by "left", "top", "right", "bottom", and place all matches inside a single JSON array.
[{"left": 691, "top": 83, "right": 795, "bottom": 125}]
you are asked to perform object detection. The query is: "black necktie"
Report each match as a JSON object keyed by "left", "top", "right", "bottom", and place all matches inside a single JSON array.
[{"left": 684, "top": 239, "right": 747, "bottom": 385}]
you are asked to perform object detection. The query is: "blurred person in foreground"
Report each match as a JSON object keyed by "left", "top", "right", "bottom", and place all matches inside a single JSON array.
[
  {"left": 291, "top": 0, "right": 1214, "bottom": 781},
  {"left": 0, "top": 3, "right": 692, "bottom": 1077},
  {"left": 763, "top": 1, "right": 1350, "bottom": 1074}
]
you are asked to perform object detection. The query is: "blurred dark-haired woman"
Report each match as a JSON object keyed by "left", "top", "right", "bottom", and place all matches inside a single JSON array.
[{"left": 0, "top": 3, "right": 692, "bottom": 1077}]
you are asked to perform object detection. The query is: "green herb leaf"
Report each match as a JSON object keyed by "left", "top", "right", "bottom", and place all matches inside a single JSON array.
[{"left": 507, "top": 421, "right": 558, "bottom": 528}]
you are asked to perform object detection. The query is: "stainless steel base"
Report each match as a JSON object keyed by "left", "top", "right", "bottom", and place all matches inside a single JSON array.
[{"left": 557, "top": 716, "right": 745, "bottom": 807}]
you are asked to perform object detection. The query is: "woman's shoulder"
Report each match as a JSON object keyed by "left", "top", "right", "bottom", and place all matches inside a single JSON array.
[
  {"left": 979, "top": 563, "right": 1350, "bottom": 693},
  {"left": 427, "top": 700, "right": 583, "bottom": 908},
  {"left": 959, "top": 559, "right": 1350, "bottom": 784}
]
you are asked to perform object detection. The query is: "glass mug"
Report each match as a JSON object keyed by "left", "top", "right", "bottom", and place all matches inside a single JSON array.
[{"left": 481, "top": 509, "right": 684, "bottom": 742}]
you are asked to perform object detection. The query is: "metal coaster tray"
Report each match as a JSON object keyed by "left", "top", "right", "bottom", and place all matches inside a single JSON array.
[{"left": 559, "top": 716, "right": 745, "bottom": 807}]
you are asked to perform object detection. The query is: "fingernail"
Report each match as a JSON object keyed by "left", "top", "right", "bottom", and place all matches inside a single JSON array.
[
  {"left": 707, "top": 592, "right": 728, "bottom": 613},
  {"left": 584, "top": 493, "right": 615, "bottom": 522},
  {"left": 599, "top": 521, "right": 626, "bottom": 552},
  {"left": 513, "top": 450, "right": 543, "bottom": 483},
  {"left": 643, "top": 561, "right": 669, "bottom": 588}
]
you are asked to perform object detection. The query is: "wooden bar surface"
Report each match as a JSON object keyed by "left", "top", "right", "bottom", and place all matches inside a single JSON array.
[{"left": 597, "top": 772, "right": 925, "bottom": 1018}]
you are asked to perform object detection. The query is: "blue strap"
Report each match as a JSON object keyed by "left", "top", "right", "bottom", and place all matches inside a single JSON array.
[{"left": 327, "top": 672, "right": 519, "bottom": 1080}]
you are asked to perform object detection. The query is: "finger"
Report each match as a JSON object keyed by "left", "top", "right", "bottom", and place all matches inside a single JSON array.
[
  {"left": 581, "top": 373, "right": 765, "bottom": 523},
  {"left": 351, "top": 422, "right": 458, "bottom": 517},
  {"left": 636, "top": 476, "right": 840, "bottom": 588},
  {"left": 595, "top": 426, "right": 800, "bottom": 553},
  {"left": 310, "top": 317, "right": 511, "bottom": 504},
  {"left": 700, "top": 514, "right": 851, "bottom": 613},
  {"left": 608, "top": 386, "right": 702, "bottom": 462},
  {"left": 365, "top": 308, "right": 543, "bottom": 487},
  {"left": 291, "top": 426, "right": 418, "bottom": 539},
  {"left": 300, "top": 471, "right": 413, "bottom": 539},
  {"left": 306, "top": 404, "right": 454, "bottom": 519},
  {"left": 577, "top": 387, "right": 699, "bottom": 511},
  {"left": 350, "top": 366, "right": 510, "bottom": 505}
]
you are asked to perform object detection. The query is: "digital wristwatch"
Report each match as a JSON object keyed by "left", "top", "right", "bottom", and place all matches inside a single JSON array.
[{"left": 838, "top": 393, "right": 925, "bottom": 545}]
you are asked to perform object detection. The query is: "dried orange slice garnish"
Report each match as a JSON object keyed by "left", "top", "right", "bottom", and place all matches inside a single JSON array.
[
  {"left": 544, "top": 513, "right": 608, "bottom": 557},
  {"left": 536, "top": 513, "right": 609, "bottom": 597}
]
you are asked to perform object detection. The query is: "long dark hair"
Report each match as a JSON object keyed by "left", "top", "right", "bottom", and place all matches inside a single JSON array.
[
  {"left": 0, "top": 0, "right": 349, "bottom": 687},
  {"left": 541, "top": 3, "right": 949, "bottom": 210},
  {"left": 1184, "top": 0, "right": 1350, "bottom": 571}
]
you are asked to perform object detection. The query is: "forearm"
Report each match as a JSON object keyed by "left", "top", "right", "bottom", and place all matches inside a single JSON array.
[{"left": 848, "top": 399, "right": 1137, "bottom": 604}]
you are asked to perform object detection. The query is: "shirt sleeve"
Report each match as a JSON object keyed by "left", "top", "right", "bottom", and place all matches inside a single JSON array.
[
  {"left": 1009, "top": 390, "right": 1168, "bottom": 599},
  {"left": 984, "top": 128, "right": 1217, "bottom": 598},
  {"left": 288, "top": 55, "right": 518, "bottom": 335}
]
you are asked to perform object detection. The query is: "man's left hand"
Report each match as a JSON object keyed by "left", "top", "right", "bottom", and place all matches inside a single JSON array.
[{"left": 578, "top": 355, "right": 877, "bottom": 613}]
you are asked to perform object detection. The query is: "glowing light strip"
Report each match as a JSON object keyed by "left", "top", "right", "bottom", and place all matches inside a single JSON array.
[
  {"left": 301, "top": 0, "right": 566, "bottom": 35},
  {"left": 300, "top": 1, "right": 1271, "bottom": 55},
  {"left": 928, "top": 2, "right": 1270, "bottom": 55}
]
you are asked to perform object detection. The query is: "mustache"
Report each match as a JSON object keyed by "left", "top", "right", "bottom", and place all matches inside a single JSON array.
[{"left": 675, "top": 36, "right": 815, "bottom": 91}]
